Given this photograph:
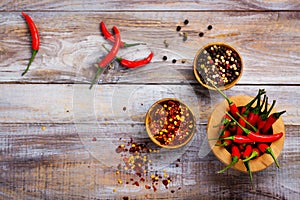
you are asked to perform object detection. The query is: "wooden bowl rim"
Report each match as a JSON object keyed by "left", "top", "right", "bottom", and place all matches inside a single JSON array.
[
  {"left": 207, "top": 95, "right": 285, "bottom": 172},
  {"left": 193, "top": 42, "right": 243, "bottom": 90},
  {"left": 145, "top": 98, "right": 196, "bottom": 149}
]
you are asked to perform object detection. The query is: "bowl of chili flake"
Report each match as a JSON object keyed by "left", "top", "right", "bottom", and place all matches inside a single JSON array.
[
  {"left": 193, "top": 42, "right": 243, "bottom": 90},
  {"left": 207, "top": 95, "right": 285, "bottom": 174},
  {"left": 145, "top": 98, "right": 196, "bottom": 149}
]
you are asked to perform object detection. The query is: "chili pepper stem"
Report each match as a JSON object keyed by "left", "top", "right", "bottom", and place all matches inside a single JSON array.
[
  {"left": 89, "top": 67, "right": 102, "bottom": 89},
  {"left": 242, "top": 151, "right": 258, "bottom": 162},
  {"left": 244, "top": 161, "right": 253, "bottom": 184},
  {"left": 211, "top": 84, "right": 233, "bottom": 105},
  {"left": 226, "top": 112, "right": 250, "bottom": 134},
  {"left": 266, "top": 147, "right": 280, "bottom": 168},
  {"left": 217, "top": 156, "right": 239, "bottom": 173},
  {"left": 123, "top": 42, "right": 146, "bottom": 47},
  {"left": 22, "top": 49, "right": 38, "bottom": 76},
  {"left": 236, "top": 112, "right": 258, "bottom": 132},
  {"left": 102, "top": 45, "right": 122, "bottom": 62}
]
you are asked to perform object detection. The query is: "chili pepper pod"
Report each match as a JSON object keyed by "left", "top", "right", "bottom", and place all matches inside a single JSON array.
[
  {"left": 100, "top": 21, "right": 145, "bottom": 48},
  {"left": 262, "top": 110, "right": 286, "bottom": 134},
  {"left": 90, "top": 26, "right": 121, "bottom": 89},
  {"left": 102, "top": 45, "right": 153, "bottom": 69},
  {"left": 211, "top": 84, "right": 239, "bottom": 118},
  {"left": 226, "top": 112, "right": 284, "bottom": 143},
  {"left": 242, "top": 148, "right": 261, "bottom": 162},
  {"left": 218, "top": 135, "right": 254, "bottom": 143},
  {"left": 236, "top": 112, "right": 258, "bottom": 133},
  {"left": 21, "top": 12, "right": 40, "bottom": 76},
  {"left": 257, "top": 99, "right": 276, "bottom": 131},
  {"left": 257, "top": 143, "right": 280, "bottom": 168},
  {"left": 242, "top": 144, "right": 253, "bottom": 183},
  {"left": 217, "top": 145, "right": 240, "bottom": 173},
  {"left": 247, "top": 90, "right": 264, "bottom": 126}
]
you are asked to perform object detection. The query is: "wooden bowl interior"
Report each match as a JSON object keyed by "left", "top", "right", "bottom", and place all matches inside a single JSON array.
[{"left": 207, "top": 95, "right": 285, "bottom": 172}]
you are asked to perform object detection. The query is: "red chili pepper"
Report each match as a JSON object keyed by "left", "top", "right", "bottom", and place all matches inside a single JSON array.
[
  {"left": 257, "top": 99, "right": 276, "bottom": 131},
  {"left": 100, "top": 21, "right": 145, "bottom": 48},
  {"left": 218, "top": 135, "right": 254, "bottom": 143},
  {"left": 212, "top": 84, "right": 239, "bottom": 118},
  {"left": 262, "top": 111, "right": 286, "bottom": 134},
  {"left": 247, "top": 92, "right": 264, "bottom": 126},
  {"left": 21, "top": 12, "right": 40, "bottom": 76},
  {"left": 226, "top": 112, "right": 284, "bottom": 143},
  {"left": 236, "top": 89, "right": 265, "bottom": 134},
  {"left": 236, "top": 112, "right": 257, "bottom": 133},
  {"left": 242, "top": 148, "right": 260, "bottom": 162},
  {"left": 89, "top": 26, "right": 121, "bottom": 89},
  {"left": 242, "top": 145, "right": 253, "bottom": 183},
  {"left": 215, "top": 130, "right": 232, "bottom": 146},
  {"left": 217, "top": 145, "right": 240, "bottom": 173},
  {"left": 102, "top": 45, "right": 153, "bottom": 68},
  {"left": 257, "top": 143, "right": 280, "bottom": 168},
  {"left": 119, "top": 52, "right": 153, "bottom": 68}
]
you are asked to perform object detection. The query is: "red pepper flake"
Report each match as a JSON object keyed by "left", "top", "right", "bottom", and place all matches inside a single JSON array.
[
  {"left": 145, "top": 185, "right": 151, "bottom": 189},
  {"left": 92, "top": 137, "right": 97, "bottom": 141},
  {"left": 133, "top": 181, "right": 140, "bottom": 187}
]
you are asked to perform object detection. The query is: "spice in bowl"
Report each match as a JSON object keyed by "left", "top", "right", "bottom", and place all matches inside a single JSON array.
[
  {"left": 145, "top": 98, "right": 196, "bottom": 148},
  {"left": 193, "top": 43, "right": 243, "bottom": 90}
]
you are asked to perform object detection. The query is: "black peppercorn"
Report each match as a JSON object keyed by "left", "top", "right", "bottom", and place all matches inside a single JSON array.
[
  {"left": 184, "top": 19, "right": 189, "bottom": 25},
  {"left": 176, "top": 26, "right": 181, "bottom": 32},
  {"left": 163, "top": 56, "right": 168, "bottom": 61},
  {"left": 199, "top": 32, "right": 204, "bottom": 37},
  {"left": 172, "top": 59, "right": 177, "bottom": 63},
  {"left": 207, "top": 25, "right": 213, "bottom": 30}
]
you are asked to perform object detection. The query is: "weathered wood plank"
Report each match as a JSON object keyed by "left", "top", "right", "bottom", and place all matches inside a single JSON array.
[
  {"left": 0, "top": 123, "right": 299, "bottom": 199},
  {"left": 0, "top": 84, "right": 299, "bottom": 125},
  {"left": 1, "top": 0, "right": 300, "bottom": 11},
  {"left": 0, "top": 12, "right": 299, "bottom": 84}
]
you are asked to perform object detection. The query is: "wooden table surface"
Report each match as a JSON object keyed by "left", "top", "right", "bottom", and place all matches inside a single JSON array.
[{"left": 1, "top": 1, "right": 300, "bottom": 199}]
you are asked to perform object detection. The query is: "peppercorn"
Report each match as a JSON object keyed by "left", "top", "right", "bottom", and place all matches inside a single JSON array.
[
  {"left": 176, "top": 26, "right": 181, "bottom": 31},
  {"left": 172, "top": 59, "right": 177, "bottom": 64},
  {"left": 207, "top": 25, "right": 213, "bottom": 30},
  {"left": 184, "top": 19, "right": 189, "bottom": 25},
  {"left": 199, "top": 32, "right": 204, "bottom": 37},
  {"left": 162, "top": 56, "right": 168, "bottom": 61}
]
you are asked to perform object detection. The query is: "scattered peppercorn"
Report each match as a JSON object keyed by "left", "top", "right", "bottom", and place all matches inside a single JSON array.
[
  {"left": 172, "top": 59, "right": 177, "bottom": 64},
  {"left": 182, "top": 32, "right": 188, "bottom": 41},
  {"left": 184, "top": 19, "right": 189, "bottom": 25},
  {"left": 123, "top": 106, "right": 126, "bottom": 111},
  {"left": 176, "top": 26, "right": 181, "bottom": 31},
  {"left": 207, "top": 25, "right": 213, "bottom": 30},
  {"left": 199, "top": 32, "right": 204, "bottom": 37},
  {"left": 162, "top": 56, "right": 168, "bottom": 61}
]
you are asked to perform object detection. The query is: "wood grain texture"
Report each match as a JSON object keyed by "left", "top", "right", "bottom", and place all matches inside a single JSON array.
[
  {"left": 1, "top": 1, "right": 300, "bottom": 199},
  {"left": 0, "top": 84, "right": 299, "bottom": 125},
  {"left": 0, "top": 122, "right": 299, "bottom": 199},
  {"left": 1, "top": 0, "right": 300, "bottom": 11},
  {"left": 0, "top": 12, "right": 299, "bottom": 84}
]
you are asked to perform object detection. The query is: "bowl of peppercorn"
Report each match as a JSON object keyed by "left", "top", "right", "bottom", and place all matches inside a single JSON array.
[
  {"left": 145, "top": 98, "right": 196, "bottom": 149},
  {"left": 193, "top": 42, "right": 243, "bottom": 90},
  {"left": 207, "top": 93, "right": 285, "bottom": 176}
]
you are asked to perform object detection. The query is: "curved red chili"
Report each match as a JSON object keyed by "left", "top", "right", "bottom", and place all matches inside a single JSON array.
[
  {"left": 120, "top": 52, "right": 153, "bottom": 68},
  {"left": 226, "top": 112, "right": 283, "bottom": 143},
  {"left": 257, "top": 143, "right": 280, "bottom": 168},
  {"left": 242, "top": 148, "right": 260, "bottom": 162},
  {"left": 247, "top": 92, "right": 265, "bottom": 126},
  {"left": 212, "top": 84, "right": 239, "bottom": 118},
  {"left": 89, "top": 26, "right": 121, "bottom": 89},
  {"left": 219, "top": 135, "right": 254, "bottom": 143},
  {"left": 100, "top": 21, "right": 145, "bottom": 48},
  {"left": 217, "top": 145, "right": 240, "bottom": 173},
  {"left": 21, "top": 12, "right": 40, "bottom": 76},
  {"left": 262, "top": 110, "right": 286, "bottom": 134},
  {"left": 257, "top": 99, "right": 276, "bottom": 130}
]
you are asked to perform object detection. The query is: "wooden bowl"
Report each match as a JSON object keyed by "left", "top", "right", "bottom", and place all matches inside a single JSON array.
[
  {"left": 207, "top": 95, "right": 285, "bottom": 172},
  {"left": 145, "top": 98, "right": 196, "bottom": 149},
  {"left": 193, "top": 42, "right": 243, "bottom": 90}
]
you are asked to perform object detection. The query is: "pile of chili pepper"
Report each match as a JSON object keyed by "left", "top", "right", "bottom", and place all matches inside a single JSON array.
[
  {"left": 211, "top": 86, "right": 286, "bottom": 182},
  {"left": 90, "top": 22, "right": 153, "bottom": 89}
]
